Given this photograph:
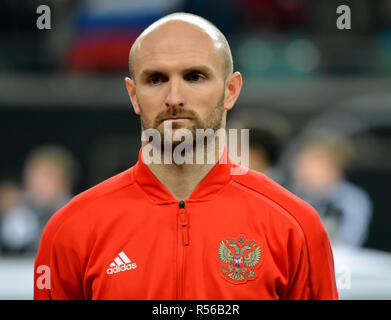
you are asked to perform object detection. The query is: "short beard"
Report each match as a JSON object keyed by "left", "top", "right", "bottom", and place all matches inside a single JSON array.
[{"left": 139, "top": 90, "right": 225, "bottom": 149}]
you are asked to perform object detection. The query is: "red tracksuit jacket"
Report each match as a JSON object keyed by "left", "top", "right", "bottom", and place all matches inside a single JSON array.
[{"left": 33, "top": 148, "right": 338, "bottom": 300}]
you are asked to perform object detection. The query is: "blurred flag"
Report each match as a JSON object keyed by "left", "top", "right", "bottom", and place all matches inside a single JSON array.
[{"left": 67, "top": 0, "right": 182, "bottom": 72}]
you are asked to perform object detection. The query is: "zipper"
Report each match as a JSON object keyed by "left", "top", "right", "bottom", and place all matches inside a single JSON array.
[
  {"left": 178, "top": 200, "right": 189, "bottom": 246},
  {"left": 177, "top": 200, "right": 189, "bottom": 299}
]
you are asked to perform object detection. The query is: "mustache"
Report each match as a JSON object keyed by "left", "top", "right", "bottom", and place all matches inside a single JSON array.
[{"left": 154, "top": 109, "right": 199, "bottom": 127}]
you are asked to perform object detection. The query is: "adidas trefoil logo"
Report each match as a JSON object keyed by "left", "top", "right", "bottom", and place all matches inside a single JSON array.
[{"left": 106, "top": 251, "right": 137, "bottom": 275}]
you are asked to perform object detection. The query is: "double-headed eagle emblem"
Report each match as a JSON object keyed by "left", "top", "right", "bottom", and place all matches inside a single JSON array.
[{"left": 218, "top": 235, "right": 262, "bottom": 283}]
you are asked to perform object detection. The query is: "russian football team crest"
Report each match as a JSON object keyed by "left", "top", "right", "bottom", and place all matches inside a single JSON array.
[{"left": 218, "top": 235, "right": 262, "bottom": 284}]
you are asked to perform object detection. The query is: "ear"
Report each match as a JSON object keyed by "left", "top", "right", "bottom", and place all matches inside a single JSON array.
[
  {"left": 224, "top": 72, "right": 242, "bottom": 112},
  {"left": 125, "top": 77, "right": 140, "bottom": 115}
]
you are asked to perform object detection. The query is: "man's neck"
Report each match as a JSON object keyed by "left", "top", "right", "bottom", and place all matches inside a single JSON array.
[{"left": 142, "top": 138, "right": 225, "bottom": 201}]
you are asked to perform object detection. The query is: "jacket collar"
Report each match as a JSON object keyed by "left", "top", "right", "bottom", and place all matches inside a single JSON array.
[{"left": 134, "top": 146, "right": 233, "bottom": 204}]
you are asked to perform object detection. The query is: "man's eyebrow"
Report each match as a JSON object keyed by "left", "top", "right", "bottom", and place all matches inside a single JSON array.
[
  {"left": 140, "top": 65, "right": 214, "bottom": 77},
  {"left": 182, "top": 65, "right": 213, "bottom": 75},
  {"left": 140, "top": 69, "right": 165, "bottom": 77}
]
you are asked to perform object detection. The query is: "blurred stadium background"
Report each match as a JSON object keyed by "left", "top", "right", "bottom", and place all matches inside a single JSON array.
[{"left": 0, "top": 0, "right": 391, "bottom": 299}]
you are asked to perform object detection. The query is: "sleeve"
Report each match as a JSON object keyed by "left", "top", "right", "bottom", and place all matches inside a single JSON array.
[
  {"left": 281, "top": 206, "right": 339, "bottom": 300},
  {"left": 308, "top": 223, "right": 339, "bottom": 299},
  {"left": 33, "top": 212, "right": 85, "bottom": 300},
  {"left": 279, "top": 229, "right": 311, "bottom": 300}
]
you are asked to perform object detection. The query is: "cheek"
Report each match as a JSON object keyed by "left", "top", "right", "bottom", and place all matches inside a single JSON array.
[
  {"left": 192, "top": 86, "right": 224, "bottom": 113},
  {"left": 137, "top": 92, "right": 156, "bottom": 112},
  {"left": 136, "top": 92, "right": 160, "bottom": 122}
]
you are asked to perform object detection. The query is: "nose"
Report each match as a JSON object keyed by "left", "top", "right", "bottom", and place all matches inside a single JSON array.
[{"left": 164, "top": 77, "right": 185, "bottom": 109}]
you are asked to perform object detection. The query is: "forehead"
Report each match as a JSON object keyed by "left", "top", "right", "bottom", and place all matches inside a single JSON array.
[{"left": 133, "top": 21, "right": 224, "bottom": 76}]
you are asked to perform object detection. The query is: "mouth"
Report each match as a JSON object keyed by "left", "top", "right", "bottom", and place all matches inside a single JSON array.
[{"left": 161, "top": 117, "right": 192, "bottom": 123}]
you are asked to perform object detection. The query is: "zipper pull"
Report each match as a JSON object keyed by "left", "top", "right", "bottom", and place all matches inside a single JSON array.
[{"left": 178, "top": 200, "right": 189, "bottom": 246}]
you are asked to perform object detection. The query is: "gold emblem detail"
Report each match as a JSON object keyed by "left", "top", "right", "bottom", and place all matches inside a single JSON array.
[{"left": 218, "top": 236, "right": 262, "bottom": 284}]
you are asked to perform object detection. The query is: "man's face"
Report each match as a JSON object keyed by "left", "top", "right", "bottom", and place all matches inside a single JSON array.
[
  {"left": 129, "top": 21, "right": 228, "bottom": 142},
  {"left": 24, "top": 160, "right": 67, "bottom": 204},
  {"left": 293, "top": 146, "right": 341, "bottom": 192}
]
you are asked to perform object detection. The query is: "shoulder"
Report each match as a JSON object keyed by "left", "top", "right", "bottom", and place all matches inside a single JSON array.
[
  {"left": 230, "top": 167, "right": 338, "bottom": 299},
  {"left": 334, "top": 180, "right": 372, "bottom": 212},
  {"left": 230, "top": 168, "right": 326, "bottom": 237},
  {"left": 73, "top": 167, "right": 136, "bottom": 204},
  {"left": 338, "top": 180, "right": 371, "bottom": 201},
  {"left": 41, "top": 167, "right": 136, "bottom": 243}
]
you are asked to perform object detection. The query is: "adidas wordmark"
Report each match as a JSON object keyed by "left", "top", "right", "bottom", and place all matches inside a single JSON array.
[{"left": 106, "top": 251, "right": 137, "bottom": 274}]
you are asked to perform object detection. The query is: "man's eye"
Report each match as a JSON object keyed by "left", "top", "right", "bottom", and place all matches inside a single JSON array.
[
  {"left": 149, "top": 75, "right": 165, "bottom": 85},
  {"left": 186, "top": 73, "right": 204, "bottom": 82}
]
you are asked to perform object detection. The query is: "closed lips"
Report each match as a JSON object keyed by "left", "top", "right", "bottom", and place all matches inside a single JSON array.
[{"left": 162, "top": 117, "right": 191, "bottom": 121}]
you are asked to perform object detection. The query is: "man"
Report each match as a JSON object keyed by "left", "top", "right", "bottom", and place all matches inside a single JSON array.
[
  {"left": 1, "top": 145, "right": 77, "bottom": 253},
  {"left": 290, "top": 133, "right": 372, "bottom": 247},
  {"left": 34, "top": 13, "right": 338, "bottom": 300},
  {"left": 22, "top": 145, "right": 78, "bottom": 232}
]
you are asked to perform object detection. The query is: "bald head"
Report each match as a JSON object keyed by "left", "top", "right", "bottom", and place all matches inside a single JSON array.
[{"left": 128, "top": 12, "right": 233, "bottom": 81}]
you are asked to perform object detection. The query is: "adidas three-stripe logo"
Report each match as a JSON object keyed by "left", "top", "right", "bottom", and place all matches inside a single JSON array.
[{"left": 106, "top": 251, "right": 137, "bottom": 275}]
